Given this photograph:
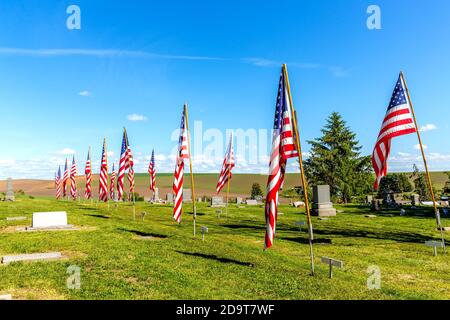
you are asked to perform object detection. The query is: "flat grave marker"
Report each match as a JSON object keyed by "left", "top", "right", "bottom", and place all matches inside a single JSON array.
[
  {"left": 321, "top": 256, "right": 344, "bottom": 278},
  {"left": 201, "top": 226, "right": 208, "bottom": 241},
  {"left": 246, "top": 199, "right": 258, "bottom": 206},
  {"left": 6, "top": 216, "right": 27, "bottom": 221},
  {"left": 31, "top": 211, "right": 69, "bottom": 229},
  {"left": 365, "top": 215, "right": 377, "bottom": 218},
  {"left": 425, "top": 240, "right": 444, "bottom": 256},
  {"left": 1, "top": 252, "right": 62, "bottom": 265}
]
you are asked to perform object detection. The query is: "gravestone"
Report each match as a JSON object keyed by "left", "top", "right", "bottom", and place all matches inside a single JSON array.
[
  {"left": 30, "top": 211, "right": 70, "bottom": 229},
  {"left": 153, "top": 188, "right": 159, "bottom": 202},
  {"left": 2, "top": 252, "right": 62, "bottom": 264},
  {"left": 366, "top": 195, "right": 373, "bottom": 204},
  {"left": 293, "top": 201, "right": 305, "bottom": 208},
  {"left": 236, "top": 197, "right": 243, "bottom": 205},
  {"left": 211, "top": 196, "right": 225, "bottom": 208},
  {"left": 254, "top": 195, "right": 263, "bottom": 203},
  {"left": 411, "top": 194, "right": 420, "bottom": 206},
  {"left": 197, "top": 197, "right": 202, "bottom": 203},
  {"left": 246, "top": 199, "right": 258, "bottom": 206},
  {"left": 312, "top": 185, "right": 336, "bottom": 217},
  {"left": 5, "top": 178, "right": 14, "bottom": 201},
  {"left": 0, "top": 294, "right": 12, "bottom": 300},
  {"left": 183, "top": 189, "right": 192, "bottom": 202},
  {"left": 370, "top": 200, "right": 380, "bottom": 212},
  {"left": 166, "top": 193, "right": 174, "bottom": 204}
]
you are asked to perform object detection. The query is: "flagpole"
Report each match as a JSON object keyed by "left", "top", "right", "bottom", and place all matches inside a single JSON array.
[
  {"left": 184, "top": 103, "right": 197, "bottom": 237},
  {"left": 400, "top": 71, "right": 446, "bottom": 253},
  {"left": 283, "top": 64, "right": 315, "bottom": 275},
  {"left": 225, "top": 170, "right": 231, "bottom": 218}
]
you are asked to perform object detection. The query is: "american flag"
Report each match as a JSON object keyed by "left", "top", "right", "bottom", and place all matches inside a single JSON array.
[
  {"left": 148, "top": 149, "right": 156, "bottom": 192},
  {"left": 110, "top": 163, "right": 116, "bottom": 200},
  {"left": 126, "top": 133, "right": 135, "bottom": 201},
  {"left": 55, "top": 166, "right": 62, "bottom": 199},
  {"left": 216, "top": 133, "right": 235, "bottom": 193},
  {"left": 63, "top": 158, "right": 69, "bottom": 197},
  {"left": 84, "top": 149, "right": 92, "bottom": 199},
  {"left": 173, "top": 107, "right": 189, "bottom": 223},
  {"left": 372, "top": 74, "right": 416, "bottom": 190},
  {"left": 117, "top": 129, "right": 128, "bottom": 201},
  {"left": 265, "top": 67, "right": 299, "bottom": 249},
  {"left": 70, "top": 156, "right": 78, "bottom": 200},
  {"left": 99, "top": 138, "right": 109, "bottom": 202}
]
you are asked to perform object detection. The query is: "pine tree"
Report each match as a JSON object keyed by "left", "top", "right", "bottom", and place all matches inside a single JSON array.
[
  {"left": 410, "top": 164, "right": 432, "bottom": 201},
  {"left": 303, "top": 112, "right": 373, "bottom": 203}
]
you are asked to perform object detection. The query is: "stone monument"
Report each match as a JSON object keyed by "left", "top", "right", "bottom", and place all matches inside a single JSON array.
[
  {"left": 5, "top": 178, "right": 14, "bottom": 201},
  {"left": 166, "top": 193, "right": 174, "bottom": 204},
  {"left": 211, "top": 196, "right": 225, "bottom": 207},
  {"left": 183, "top": 189, "right": 192, "bottom": 202},
  {"left": 411, "top": 194, "right": 420, "bottom": 206},
  {"left": 153, "top": 188, "right": 160, "bottom": 202},
  {"left": 312, "top": 185, "right": 336, "bottom": 217}
]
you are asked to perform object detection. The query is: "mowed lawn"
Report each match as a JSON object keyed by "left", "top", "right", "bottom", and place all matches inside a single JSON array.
[{"left": 0, "top": 198, "right": 449, "bottom": 300}]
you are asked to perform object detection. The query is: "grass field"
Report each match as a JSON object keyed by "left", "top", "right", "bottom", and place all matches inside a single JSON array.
[{"left": 0, "top": 197, "right": 449, "bottom": 300}]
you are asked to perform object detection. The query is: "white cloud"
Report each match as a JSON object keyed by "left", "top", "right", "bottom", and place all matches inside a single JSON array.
[
  {"left": 79, "top": 90, "right": 91, "bottom": 97},
  {"left": 414, "top": 144, "right": 427, "bottom": 150},
  {"left": 127, "top": 114, "right": 147, "bottom": 121},
  {"left": 419, "top": 124, "right": 437, "bottom": 132},
  {"left": 59, "top": 148, "right": 76, "bottom": 155},
  {"left": 107, "top": 151, "right": 114, "bottom": 157}
]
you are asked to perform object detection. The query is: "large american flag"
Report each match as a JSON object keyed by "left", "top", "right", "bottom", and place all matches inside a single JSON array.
[
  {"left": 62, "top": 158, "right": 69, "bottom": 197},
  {"left": 99, "top": 138, "right": 109, "bottom": 202},
  {"left": 84, "top": 149, "right": 92, "bottom": 199},
  {"left": 216, "top": 133, "right": 235, "bottom": 193},
  {"left": 110, "top": 163, "right": 116, "bottom": 200},
  {"left": 372, "top": 74, "right": 416, "bottom": 190},
  {"left": 148, "top": 149, "right": 156, "bottom": 192},
  {"left": 70, "top": 156, "right": 78, "bottom": 200},
  {"left": 55, "top": 166, "right": 62, "bottom": 200},
  {"left": 265, "top": 67, "right": 299, "bottom": 249},
  {"left": 173, "top": 107, "right": 189, "bottom": 223},
  {"left": 117, "top": 130, "right": 128, "bottom": 201}
]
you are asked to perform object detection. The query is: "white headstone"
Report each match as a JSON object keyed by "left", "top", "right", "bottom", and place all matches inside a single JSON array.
[
  {"left": 183, "top": 189, "right": 192, "bottom": 202},
  {"left": 246, "top": 199, "right": 258, "bottom": 206},
  {"left": 32, "top": 212, "right": 68, "bottom": 229},
  {"left": 211, "top": 196, "right": 225, "bottom": 207},
  {"left": 5, "top": 178, "right": 14, "bottom": 201}
]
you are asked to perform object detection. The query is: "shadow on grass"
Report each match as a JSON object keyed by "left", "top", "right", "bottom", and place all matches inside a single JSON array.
[
  {"left": 87, "top": 214, "right": 110, "bottom": 219},
  {"left": 280, "top": 237, "right": 332, "bottom": 245},
  {"left": 186, "top": 212, "right": 206, "bottom": 216},
  {"left": 176, "top": 251, "right": 254, "bottom": 267},
  {"left": 117, "top": 228, "right": 168, "bottom": 239},
  {"left": 313, "top": 227, "right": 441, "bottom": 244}
]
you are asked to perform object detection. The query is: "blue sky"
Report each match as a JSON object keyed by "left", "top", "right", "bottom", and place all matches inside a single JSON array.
[{"left": 0, "top": 0, "right": 449, "bottom": 179}]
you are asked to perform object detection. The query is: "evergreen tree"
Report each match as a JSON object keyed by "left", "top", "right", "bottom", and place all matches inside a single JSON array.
[
  {"left": 251, "top": 183, "right": 263, "bottom": 199},
  {"left": 378, "top": 173, "right": 413, "bottom": 197},
  {"left": 303, "top": 112, "right": 373, "bottom": 203},
  {"left": 410, "top": 164, "right": 432, "bottom": 201}
]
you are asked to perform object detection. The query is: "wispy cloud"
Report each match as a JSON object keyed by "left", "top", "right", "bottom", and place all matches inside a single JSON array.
[
  {"left": 0, "top": 47, "right": 224, "bottom": 61},
  {"left": 79, "top": 90, "right": 91, "bottom": 97},
  {"left": 419, "top": 123, "right": 437, "bottom": 132},
  {"left": 127, "top": 114, "right": 147, "bottom": 121},
  {"left": 243, "top": 57, "right": 348, "bottom": 77}
]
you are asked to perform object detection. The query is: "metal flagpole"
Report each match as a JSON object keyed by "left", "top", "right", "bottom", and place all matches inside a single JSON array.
[
  {"left": 283, "top": 64, "right": 315, "bottom": 275},
  {"left": 184, "top": 103, "right": 197, "bottom": 237},
  {"left": 400, "top": 71, "right": 446, "bottom": 253}
]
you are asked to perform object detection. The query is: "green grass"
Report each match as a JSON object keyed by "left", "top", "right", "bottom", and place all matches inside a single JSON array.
[{"left": 0, "top": 198, "right": 449, "bottom": 300}]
